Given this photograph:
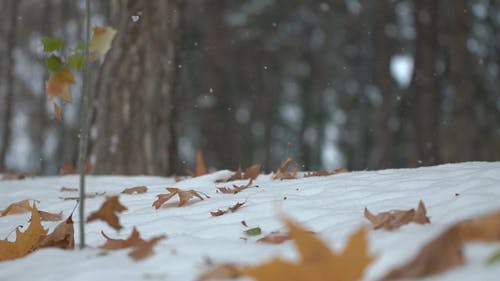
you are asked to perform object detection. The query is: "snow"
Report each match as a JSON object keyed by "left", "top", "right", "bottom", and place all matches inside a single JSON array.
[{"left": 1, "top": 162, "right": 500, "bottom": 281}]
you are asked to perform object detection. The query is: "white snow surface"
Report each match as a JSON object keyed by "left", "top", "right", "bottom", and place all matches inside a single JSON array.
[{"left": 1, "top": 162, "right": 500, "bottom": 281}]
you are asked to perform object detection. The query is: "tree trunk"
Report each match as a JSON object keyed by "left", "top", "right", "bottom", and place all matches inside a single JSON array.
[
  {"left": 92, "top": 0, "right": 181, "bottom": 175},
  {"left": 0, "top": 0, "right": 20, "bottom": 171},
  {"left": 449, "top": 0, "right": 478, "bottom": 161},
  {"left": 410, "top": 0, "right": 441, "bottom": 165}
]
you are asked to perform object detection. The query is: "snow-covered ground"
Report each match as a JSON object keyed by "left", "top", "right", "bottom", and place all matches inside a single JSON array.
[{"left": 1, "top": 162, "right": 500, "bottom": 281}]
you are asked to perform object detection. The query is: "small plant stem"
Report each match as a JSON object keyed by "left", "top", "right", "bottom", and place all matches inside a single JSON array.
[{"left": 77, "top": 0, "right": 91, "bottom": 250}]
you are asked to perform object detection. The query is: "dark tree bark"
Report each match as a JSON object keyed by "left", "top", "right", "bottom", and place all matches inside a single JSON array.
[
  {"left": 449, "top": 0, "right": 478, "bottom": 161},
  {"left": 373, "top": 0, "right": 397, "bottom": 168},
  {"left": 0, "top": 0, "right": 20, "bottom": 171},
  {"left": 410, "top": 0, "right": 441, "bottom": 165},
  {"left": 92, "top": 0, "right": 182, "bottom": 175}
]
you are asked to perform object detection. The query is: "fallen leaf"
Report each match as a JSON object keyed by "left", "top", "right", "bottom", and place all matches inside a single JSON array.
[
  {"left": 99, "top": 227, "right": 145, "bottom": 250},
  {"left": 333, "top": 167, "right": 349, "bottom": 174},
  {"left": 304, "top": 170, "right": 332, "bottom": 177},
  {"left": 380, "top": 209, "right": 500, "bottom": 280},
  {"left": 197, "top": 263, "right": 241, "bottom": 281},
  {"left": 60, "top": 186, "right": 78, "bottom": 192},
  {"left": 53, "top": 102, "right": 62, "bottom": 121},
  {"left": 380, "top": 226, "right": 464, "bottom": 280},
  {"left": 38, "top": 212, "right": 74, "bottom": 249},
  {"left": 89, "top": 26, "right": 116, "bottom": 62},
  {"left": 364, "top": 201, "right": 430, "bottom": 230},
  {"left": 121, "top": 186, "right": 148, "bottom": 195},
  {"left": 0, "top": 172, "right": 31, "bottom": 180},
  {"left": 217, "top": 179, "right": 254, "bottom": 194},
  {"left": 272, "top": 157, "right": 298, "bottom": 180},
  {"left": 128, "top": 235, "right": 166, "bottom": 261},
  {"left": 241, "top": 219, "right": 373, "bottom": 281},
  {"left": 38, "top": 210, "right": 63, "bottom": 221},
  {"left": 1, "top": 199, "right": 33, "bottom": 216},
  {"left": 244, "top": 227, "right": 262, "bottom": 236},
  {"left": 152, "top": 187, "right": 208, "bottom": 208},
  {"left": 87, "top": 196, "right": 128, "bottom": 230},
  {"left": 210, "top": 201, "right": 246, "bottom": 217},
  {"left": 257, "top": 232, "right": 291, "bottom": 244},
  {"left": 0, "top": 203, "right": 48, "bottom": 261},
  {"left": 216, "top": 164, "right": 261, "bottom": 182}
]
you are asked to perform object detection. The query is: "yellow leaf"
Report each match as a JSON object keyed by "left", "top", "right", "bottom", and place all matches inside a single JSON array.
[
  {"left": 0, "top": 203, "right": 48, "bottom": 261},
  {"left": 90, "top": 26, "right": 116, "bottom": 63},
  {"left": 241, "top": 218, "right": 374, "bottom": 281}
]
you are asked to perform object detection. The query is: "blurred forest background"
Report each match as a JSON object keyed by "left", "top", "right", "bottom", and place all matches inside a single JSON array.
[{"left": 0, "top": 0, "right": 499, "bottom": 176}]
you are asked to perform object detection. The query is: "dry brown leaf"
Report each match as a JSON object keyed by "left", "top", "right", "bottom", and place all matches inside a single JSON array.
[
  {"left": 38, "top": 210, "right": 63, "bottom": 221},
  {"left": 216, "top": 164, "right": 261, "bottom": 182},
  {"left": 304, "top": 170, "right": 332, "bottom": 177},
  {"left": 1, "top": 199, "right": 33, "bottom": 216},
  {"left": 217, "top": 179, "right": 254, "bottom": 194},
  {"left": 0, "top": 172, "right": 31, "bottom": 180},
  {"left": 187, "top": 150, "right": 208, "bottom": 177},
  {"left": 210, "top": 201, "right": 246, "bottom": 217},
  {"left": 0, "top": 203, "right": 48, "bottom": 261},
  {"left": 99, "top": 227, "right": 146, "bottom": 250},
  {"left": 380, "top": 209, "right": 500, "bottom": 280},
  {"left": 364, "top": 201, "right": 430, "bottom": 230},
  {"left": 197, "top": 263, "right": 241, "bottom": 281},
  {"left": 59, "top": 161, "right": 93, "bottom": 175},
  {"left": 121, "top": 186, "right": 148, "bottom": 195},
  {"left": 128, "top": 235, "right": 166, "bottom": 261},
  {"left": 87, "top": 196, "right": 128, "bottom": 230},
  {"left": 333, "top": 167, "right": 349, "bottom": 174},
  {"left": 152, "top": 187, "right": 208, "bottom": 208},
  {"left": 59, "top": 192, "right": 106, "bottom": 201},
  {"left": 257, "top": 232, "right": 292, "bottom": 244},
  {"left": 272, "top": 157, "right": 298, "bottom": 180},
  {"left": 38, "top": 212, "right": 74, "bottom": 249},
  {"left": 60, "top": 186, "right": 78, "bottom": 192}
]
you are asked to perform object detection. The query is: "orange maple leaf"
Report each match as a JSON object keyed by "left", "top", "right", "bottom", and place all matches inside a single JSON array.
[
  {"left": 152, "top": 187, "right": 208, "bottom": 208},
  {"left": 0, "top": 203, "right": 49, "bottom": 261},
  {"left": 87, "top": 196, "right": 128, "bottom": 230},
  {"left": 240, "top": 218, "right": 374, "bottom": 281}
]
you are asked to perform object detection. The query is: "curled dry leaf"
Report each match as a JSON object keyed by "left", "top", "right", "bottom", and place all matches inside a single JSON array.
[
  {"left": 87, "top": 196, "right": 128, "bottom": 230},
  {"left": 0, "top": 203, "right": 48, "bottom": 262},
  {"left": 99, "top": 227, "right": 145, "bottom": 250},
  {"left": 216, "top": 164, "right": 261, "bottom": 183},
  {"left": 1, "top": 199, "right": 33, "bottom": 216},
  {"left": 364, "top": 200, "right": 430, "bottom": 230},
  {"left": 380, "top": 209, "right": 500, "bottom": 280},
  {"left": 272, "top": 157, "right": 298, "bottom": 180},
  {"left": 217, "top": 179, "right": 254, "bottom": 194},
  {"left": 210, "top": 201, "right": 246, "bottom": 217},
  {"left": 121, "top": 186, "right": 148, "bottom": 195},
  {"left": 152, "top": 187, "right": 208, "bottom": 208},
  {"left": 38, "top": 212, "right": 74, "bottom": 249}
]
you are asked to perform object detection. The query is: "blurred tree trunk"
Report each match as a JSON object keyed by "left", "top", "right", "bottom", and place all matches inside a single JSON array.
[
  {"left": 410, "top": 0, "right": 441, "bottom": 165},
  {"left": 373, "top": 0, "right": 396, "bottom": 168},
  {"left": 92, "top": 0, "right": 182, "bottom": 175},
  {"left": 450, "top": 0, "right": 478, "bottom": 161},
  {"left": 0, "top": 0, "right": 20, "bottom": 171}
]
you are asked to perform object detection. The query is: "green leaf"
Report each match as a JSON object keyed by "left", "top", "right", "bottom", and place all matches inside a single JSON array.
[
  {"left": 487, "top": 250, "right": 500, "bottom": 265},
  {"left": 42, "top": 37, "right": 64, "bottom": 52},
  {"left": 244, "top": 227, "right": 262, "bottom": 236},
  {"left": 45, "top": 55, "right": 63, "bottom": 72},
  {"left": 67, "top": 54, "right": 84, "bottom": 70}
]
